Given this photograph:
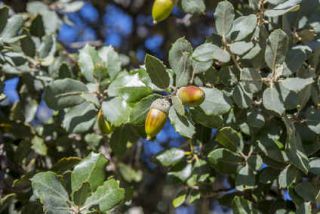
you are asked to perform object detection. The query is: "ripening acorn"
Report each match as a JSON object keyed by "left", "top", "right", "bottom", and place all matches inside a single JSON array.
[
  {"left": 152, "top": 0, "right": 176, "bottom": 24},
  {"left": 177, "top": 86, "right": 205, "bottom": 107},
  {"left": 97, "top": 109, "right": 113, "bottom": 134},
  {"left": 145, "top": 98, "right": 171, "bottom": 140}
]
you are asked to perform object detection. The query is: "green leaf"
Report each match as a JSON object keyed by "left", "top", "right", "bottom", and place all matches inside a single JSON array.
[
  {"left": 169, "top": 107, "right": 195, "bottom": 139},
  {"left": 109, "top": 126, "right": 130, "bottom": 157},
  {"left": 62, "top": 102, "right": 97, "bottom": 133},
  {"left": 31, "top": 172, "right": 71, "bottom": 214},
  {"left": 71, "top": 153, "right": 108, "bottom": 202},
  {"left": 215, "top": 127, "right": 243, "bottom": 152},
  {"left": 214, "top": 1, "right": 235, "bottom": 38},
  {"left": 278, "top": 165, "right": 300, "bottom": 188},
  {"left": 168, "top": 163, "right": 192, "bottom": 182},
  {"left": 283, "top": 116, "right": 309, "bottom": 174},
  {"left": 192, "top": 43, "right": 230, "bottom": 63},
  {"left": 108, "top": 71, "right": 152, "bottom": 102},
  {"left": 39, "top": 35, "right": 56, "bottom": 64},
  {"left": 156, "top": 148, "right": 185, "bottom": 167},
  {"left": 129, "top": 94, "right": 160, "bottom": 125},
  {"left": 235, "top": 164, "right": 256, "bottom": 191},
  {"left": 199, "top": 87, "right": 231, "bottom": 116},
  {"left": 82, "top": 179, "right": 125, "bottom": 212},
  {"left": 232, "top": 84, "right": 253, "bottom": 109},
  {"left": 172, "top": 95, "right": 185, "bottom": 116},
  {"left": 20, "top": 31, "right": 36, "bottom": 58},
  {"left": 102, "top": 97, "right": 130, "bottom": 127},
  {"left": 228, "top": 14, "right": 257, "bottom": 41},
  {"left": 181, "top": 0, "right": 205, "bottom": 14},
  {"left": 247, "top": 110, "right": 265, "bottom": 128},
  {"left": 309, "top": 158, "right": 320, "bottom": 175},
  {"left": 27, "top": 2, "right": 60, "bottom": 34},
  {"left": 78, "top": 45, "right": 101, "bottom": 82},
  {"left": 119, "top": 87, "right": 152, "bottom": 103},
  {"left": 279, "top": 78, "right": 313, "bottom": 93},
  {"left": 118, "top": 163, "right": 142, "bottom": 183},
  {"left": 256, "top": 124, "right": 287, "bottom": 163},
  {"left": 172, "top": 190, "right": 187, "bottom": 208},
  {"left": 31, "top": 136, "right": 47, "bottom": 156},
  {"left": 295, "top": 182, "right": 319, "bottom": 202},
  {"left": 262, "top": 86, "right": 285, "bottom": 115},
  {"left": 0, "top": 6, "right": 9, "bottom": 33},
  {"left": 265, "top": 0, "right": 301, "bottom": 17},
  {"left": 240, "top": 68, "right": 262, "bottom": 94},
  {"left": 208, "top": 148, "right": 243, "bottom": 174},
  {"left": 99, "top": 46, "right": 121, "bottom": 80},
  {"left": 230, "top": 41, "right": 254, "bottom": 55},
  {"left": 51, "top": 157, "right": 81, "bottom": 174},
  {"left": 190, "top": 107, "right": 224, "bottom": 128},
  {"left": 44, "top": 79, "right": 88, "bottom": 110},
  {"left": 247, "top": 154, "right": 263, "bottom": 171},
  {"left": 168, "top": 38, "right": 193, "bottom": 87},
  {"left": 30, "top": 15, "right": 45, "bottom": 38},
  {"left": 145, "top": 54, "right": 170, "bottom": 89},
  {"left": 265, "top": 29, "right": 289, "bottom": 71},
  {"left": 232, "top": 196, "right": 258, "bottom": 214},
  {"left": 1, "top": 15, "right": 24, "bottom": 43}
]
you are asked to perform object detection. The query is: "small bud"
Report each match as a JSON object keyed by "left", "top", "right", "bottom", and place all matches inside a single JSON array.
[
  {"left": 177, "top": 86, "right": 205, "bottom": 107},
  {"left": 145, "top": 98, "right": 170, "bottom": 140},
  {"left": 98, "top": 110, "right": 112, "bottom": 134},
  {"left": 152, "top": 0, "right": 176, "bottom": 24}
]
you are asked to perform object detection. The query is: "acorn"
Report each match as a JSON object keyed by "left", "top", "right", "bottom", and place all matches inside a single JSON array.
[
  {"left": 152, "top": 0, "right": 176, "bottom": 24},
  {"left": 177, "top": 86, "right": 205, "bottom": 107},
  {"left": 145, "top": 98, "right": 171, "bottom": 140},
  {"left": 97, "top": 109, "right": 112, "bottom": 134}
]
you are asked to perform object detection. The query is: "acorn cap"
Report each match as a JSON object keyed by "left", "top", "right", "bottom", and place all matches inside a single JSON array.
[{"left": 150, "top": 98, "right": 171, "bottom": 113}]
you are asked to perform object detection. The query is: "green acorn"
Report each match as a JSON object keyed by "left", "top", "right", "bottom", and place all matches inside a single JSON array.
[
  {"left": 152, "top": 0, "right": 176, "bottom": 24},
  {"left": 145, "top": 98, "right": 171, "bottom": 140},
  {"left": 97, "top": 109, "right": 113, "bottom": 134}
]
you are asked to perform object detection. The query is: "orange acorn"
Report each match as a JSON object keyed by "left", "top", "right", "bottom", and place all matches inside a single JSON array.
[
  {"left": 177, "top": 86, "right": 205, "bottom": 107},
  {"left": 145, "top": 98, "right": 170, "bottom": 140}
]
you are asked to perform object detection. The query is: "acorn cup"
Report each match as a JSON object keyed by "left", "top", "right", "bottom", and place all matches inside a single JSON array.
[
  {"left": 97, "top": 109, "right": 113, "bottom": 134},
  {"left": 177, "top": 86, "right": 205, "bottom": 107},
  {"left": 152, "top": 0, "right": 176, "bottom": 24},
  {"left": 145, "top": 98, "right": 171, "bottom": 140}
]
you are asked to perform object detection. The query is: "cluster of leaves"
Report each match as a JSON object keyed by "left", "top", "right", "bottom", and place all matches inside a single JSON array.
[{"left": 1, "top": 0, "right": 320, "bottom": 213}]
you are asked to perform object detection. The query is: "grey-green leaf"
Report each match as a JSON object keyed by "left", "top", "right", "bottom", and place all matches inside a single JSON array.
[
  {"left": 215, "top": 127, "right": 244, "bottom": 152},
  {"left": 192, "top": 43, "right": 230, "bottom": 63},
  {"left": 82, "top": 179, "right": 125, "bottom": 212},
  {"left": 44, "top": 79, "right": 88, "bottom": 110},
  {"left": 262, "top": 86, "right": 285, "bottom": 115},
  {"left": 62, "top": 102, "right": 97, "bottom": 133},
  {"left": 102, "top": 97, "right": 130, "bottom": 127},
  {"left": 208, "top": 148, "right": 243, "bottom": 174},
  {"left": 199, "top": 87, "right": 231, "bottom": 116},
  {"left": 265, "top": 29, "right": 289, "bottom": 71},
  {"left": 228, "top": 14, "right": 257, "bottom": 41},
  {"left": 169, "top": 38, "right": 193, "bottom": 87},
  {"left": 71, "top": 153, "right": 108, "bottom": 200},
  {"left": 145, "top": 54, "right": 170, "bottom": 89},
  {"left": 31, "top": 172, "right": 71, "bottom": 214},
  {"left": 169, "top": 107, "right": 195, "bottom": 139},
  {"left": 181, "top": 0, "right": 205, "bottom": 14},
  {"left": 214, "top": 1, "right": 235, "bottom": 37},
  {"left": 156, "top": 148, "right": 185, "bottom": 167}
]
